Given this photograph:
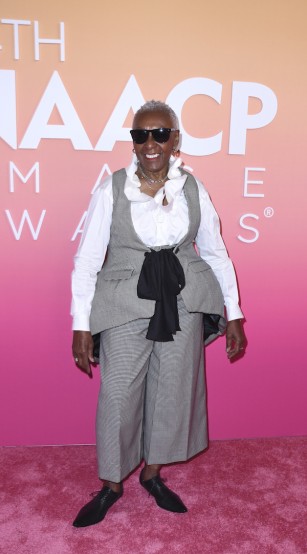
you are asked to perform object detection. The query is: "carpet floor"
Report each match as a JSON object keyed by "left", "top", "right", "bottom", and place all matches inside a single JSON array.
[{"left": 0, "top": 437, "right": 306, "bottom": 554}]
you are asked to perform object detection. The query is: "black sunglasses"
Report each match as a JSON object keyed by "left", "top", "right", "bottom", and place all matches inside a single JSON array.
[{"left": 130, "top": 127, "right": 177, "bottom": 144}]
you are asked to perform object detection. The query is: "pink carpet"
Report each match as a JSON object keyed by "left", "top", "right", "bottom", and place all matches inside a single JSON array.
[{"left": 1, "top": 437, "right": 306, "bottom": 553}]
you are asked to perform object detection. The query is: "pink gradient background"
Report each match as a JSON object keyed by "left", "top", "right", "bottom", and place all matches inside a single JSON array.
[{"left": 1, "top": 1, "right": 306, "bottom": 446}]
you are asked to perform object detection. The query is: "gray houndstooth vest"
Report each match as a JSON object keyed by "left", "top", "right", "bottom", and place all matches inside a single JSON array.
[{"left": 90, "top": 168, "right": 226, "bottom": 344}]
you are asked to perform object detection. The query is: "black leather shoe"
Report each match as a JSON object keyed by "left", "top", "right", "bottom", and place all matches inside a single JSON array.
[
  {"left": 73, "top": 486, "right": 123, "bottom": 527},
  {"left": 140, "top": 470, "right": 187, "bottom": 513}
]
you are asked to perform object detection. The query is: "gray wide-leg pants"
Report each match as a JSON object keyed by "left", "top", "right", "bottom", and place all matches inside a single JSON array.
[{"left": 96, "top": 298, "right": 207, "bottom": 482}]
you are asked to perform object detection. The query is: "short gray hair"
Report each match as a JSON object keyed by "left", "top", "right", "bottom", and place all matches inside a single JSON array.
[{"left": 134, "top": 100, "right": 179, "bottom": 129}]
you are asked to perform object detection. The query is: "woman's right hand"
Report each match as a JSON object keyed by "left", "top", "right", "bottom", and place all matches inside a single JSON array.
[{"left": 72, "top": 331, "right": 95, "bottom": 378}]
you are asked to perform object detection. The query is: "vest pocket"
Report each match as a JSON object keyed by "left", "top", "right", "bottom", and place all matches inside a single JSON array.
[
  {"left": 188, "top": 259, "right": 211, "bottom": 272},
  {"left": 102, "top": 267, "right": 134, "bottom": 280}
]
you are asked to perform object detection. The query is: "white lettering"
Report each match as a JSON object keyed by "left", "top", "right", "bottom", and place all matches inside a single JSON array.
[
  {"left": 1, "top": 71, "right": 279, "bottom": 154},
  {"left": 9, "top": 161, "right": 40, "bottom": 192},
  {"left": 95, "top": 75, "right": 145, "bottom": 151},
  {"left": 238, "top": 213, "right": 260, "bottom": 243},
  {"left": 5, "top": 209, "right": 46, "bottom": 240},
  {"left": 33, "top": 21, "right": 65, "bottom": 61},
  {"left": 71, "top": 212, "right": 87, "bottom": 241},
  {"left": 0, "top": 70, "right": 17, "bottom": 149},
  {"left": 166, "top": 78, "right": 223, "bottom": 156},
  {"left": 20, "top": 71, "right": 92, "bottom": 149},
  {"left": 243, "top": 167, "right": 265, "bottom": 197},
  {"left": 229, "top": 82, "right": 278, "bottom": 154},
  {"left": 1, "top": 19, "right": 31, "bottom": 59},
  {"left": 91, "top": 164, "right": 112, "bottom": 194}
]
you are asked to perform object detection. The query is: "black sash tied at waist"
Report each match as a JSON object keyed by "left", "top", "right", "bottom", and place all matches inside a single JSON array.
[{"left": 137, "top": 248, "right": 185, "bottom": 342}]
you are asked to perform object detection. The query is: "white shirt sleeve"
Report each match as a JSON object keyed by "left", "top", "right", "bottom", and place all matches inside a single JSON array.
[
  {"left": 195, "top": 179, "right": 244, "bottom": 321},
  {"left": 71, "top": 176, "right": 113, "bottom": 330}
]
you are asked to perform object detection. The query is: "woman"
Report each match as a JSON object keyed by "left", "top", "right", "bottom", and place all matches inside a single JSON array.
[{"left": 71, "top": 100, "right": 246, "bottom": 527}]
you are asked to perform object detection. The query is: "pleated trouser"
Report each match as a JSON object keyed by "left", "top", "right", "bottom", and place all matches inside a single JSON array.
[{"left": 96, "top": 297, "right": 207, "bottom": 482}]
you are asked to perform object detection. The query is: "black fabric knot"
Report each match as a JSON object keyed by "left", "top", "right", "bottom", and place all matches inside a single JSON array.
[{"left": 137, "top": 248, "right": 185, "bottom": 342}]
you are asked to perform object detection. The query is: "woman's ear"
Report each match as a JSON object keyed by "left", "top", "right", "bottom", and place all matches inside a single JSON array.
[{"left": 173, "top": 131, "right": 180, "bottom": 153}]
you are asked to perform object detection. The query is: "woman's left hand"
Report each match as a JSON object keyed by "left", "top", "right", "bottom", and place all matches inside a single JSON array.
[{"left": 226, "top": 319, "right": 246, "bottom": 360}]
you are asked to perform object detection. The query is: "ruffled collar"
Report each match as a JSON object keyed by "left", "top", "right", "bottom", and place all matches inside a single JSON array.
[{"left": 125, "top": 155, "right": 187, "bottom": 204}]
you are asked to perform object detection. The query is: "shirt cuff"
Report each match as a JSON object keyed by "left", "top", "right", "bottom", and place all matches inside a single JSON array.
[
  {"left": 72, "top": 314, "right": 91, "bottom": 331},
  {"left": 225, "top": 302, "right": 244, "bottom": 322}
]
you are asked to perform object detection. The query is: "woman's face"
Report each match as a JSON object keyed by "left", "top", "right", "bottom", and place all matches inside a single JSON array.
[{"left": 132, "top": 110, "right": 179, "bottom": 178}]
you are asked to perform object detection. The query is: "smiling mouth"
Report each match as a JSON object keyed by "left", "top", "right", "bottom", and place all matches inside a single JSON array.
[{"left": 145, "top": 154, "right": 160, "bottom": 159}]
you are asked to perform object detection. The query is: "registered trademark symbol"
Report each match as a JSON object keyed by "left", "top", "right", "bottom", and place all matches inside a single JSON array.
[{"left": 264, "top": 207, "right": 274, "bottom": 218}]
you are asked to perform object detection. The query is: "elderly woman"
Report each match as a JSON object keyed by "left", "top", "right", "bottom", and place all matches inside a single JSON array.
[{"left": 71, "top": 100, "right": 245, "bottom": 527}]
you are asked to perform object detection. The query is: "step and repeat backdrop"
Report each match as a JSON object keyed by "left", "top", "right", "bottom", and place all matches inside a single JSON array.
[{"left": 1, "top": 1, "right": 306, "bottom": 445}]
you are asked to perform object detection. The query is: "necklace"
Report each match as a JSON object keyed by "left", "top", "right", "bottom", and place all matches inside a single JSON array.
[{"left": 138, "top": 164, "right": 168, "bottom": 187}]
